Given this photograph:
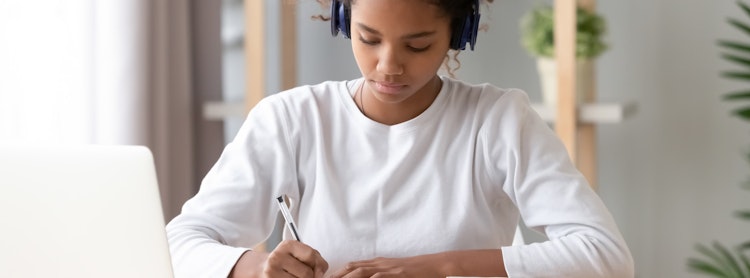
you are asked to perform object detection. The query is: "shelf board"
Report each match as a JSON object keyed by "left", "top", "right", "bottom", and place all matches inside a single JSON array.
[
  {"left": 203, "top": 101, "right": 245, "bottom": 120},
  {"left": 530, "top": 102, "right": 637, "bottom": 124}
]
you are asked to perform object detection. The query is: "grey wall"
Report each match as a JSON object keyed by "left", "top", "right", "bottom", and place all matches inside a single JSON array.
[
  {"left": 596, "top": 0, "right": 750, "bottom": 277},
  {"left": 227, "top": 1, "right": 750, "bottom": 277}
]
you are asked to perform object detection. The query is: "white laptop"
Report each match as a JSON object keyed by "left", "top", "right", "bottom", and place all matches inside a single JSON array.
[{"left": 0, "top": 145, "right": 174, "bottom": 278}]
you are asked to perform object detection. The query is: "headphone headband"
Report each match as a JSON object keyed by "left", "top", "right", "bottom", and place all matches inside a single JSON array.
[{"left": 330, "top": 0, "right": 481, "bottom": 50}]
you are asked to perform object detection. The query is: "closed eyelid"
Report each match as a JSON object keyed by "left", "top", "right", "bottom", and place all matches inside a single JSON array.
[{"left": 358, "top": 35, "right": 430, "bottom": 48}]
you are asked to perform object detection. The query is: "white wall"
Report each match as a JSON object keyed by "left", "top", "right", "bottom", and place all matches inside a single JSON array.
[{"left": 254, "top": 1, "right": 750, "bottom": 276}]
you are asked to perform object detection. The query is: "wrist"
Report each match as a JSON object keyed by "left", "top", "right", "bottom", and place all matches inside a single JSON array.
[
  {"left": 431, "top": 252, "right": 454, "bottom": 276},
  {"left": 229, "top": 250, "right": 269, "bottom": 278},
  {"left": 431, "top": 249, "right": 507, "bottom": 277}
]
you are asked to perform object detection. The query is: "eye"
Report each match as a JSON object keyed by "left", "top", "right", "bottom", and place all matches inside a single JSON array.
[
  {"left": 358, "top": 36, "right": 378, "bottom": 45},
  {"left": 408, "top": 45, "right": 431, "bottom": 52}
]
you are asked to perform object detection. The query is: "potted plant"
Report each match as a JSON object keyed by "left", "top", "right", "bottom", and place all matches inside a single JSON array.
[
  {"left": 686, "top": 1, "right": 750, "bottom": 276},
  {"left": 520, "top": 4, "right": 608, "bottom": 108}
]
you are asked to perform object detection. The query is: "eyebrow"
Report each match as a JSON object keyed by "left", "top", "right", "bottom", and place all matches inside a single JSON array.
[{"left": 356, "top": 23, "right": 436, "bottom": 39}]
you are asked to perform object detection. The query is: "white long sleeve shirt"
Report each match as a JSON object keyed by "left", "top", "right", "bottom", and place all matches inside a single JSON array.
[{"left": 166, "top": 77, "right": 634, "bottom": 277}]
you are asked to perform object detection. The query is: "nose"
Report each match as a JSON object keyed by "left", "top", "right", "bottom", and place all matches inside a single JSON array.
[{"left": 376, "top": 46, "right": 404, "bottom": 76}]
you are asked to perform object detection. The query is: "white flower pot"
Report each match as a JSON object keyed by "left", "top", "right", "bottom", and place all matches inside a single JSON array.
[{"left": 536, "top": 58, "right": 594, "bottom": 109}]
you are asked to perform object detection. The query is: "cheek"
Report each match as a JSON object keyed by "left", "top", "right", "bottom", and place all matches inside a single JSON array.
[
  {"left": 351, "top": 43, "right": 376, "bottom": 69},
  {"left": 412, "top": 52, "right": 448, "bottom": 74}
]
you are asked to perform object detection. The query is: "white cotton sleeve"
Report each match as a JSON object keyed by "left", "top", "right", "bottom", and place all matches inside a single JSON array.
[
  {"left": 483, "top": 90, "right": 634, "bottom": 277},
  {"left": 165, "top": 96, "right": 299, "bottom": 278}
]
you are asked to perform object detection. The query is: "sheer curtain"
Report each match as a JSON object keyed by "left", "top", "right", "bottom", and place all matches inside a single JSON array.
[{"left": 0, "top": 0, "right": 218, "bottom": 220}]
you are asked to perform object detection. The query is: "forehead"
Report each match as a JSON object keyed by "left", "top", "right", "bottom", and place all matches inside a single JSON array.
[{"left": 349, "top": 0, "right": 450, "bottom": 33}]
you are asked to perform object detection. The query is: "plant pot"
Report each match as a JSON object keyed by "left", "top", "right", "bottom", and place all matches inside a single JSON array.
[{"left": 536, "top": 58, "right": 594, "bottom": 109}]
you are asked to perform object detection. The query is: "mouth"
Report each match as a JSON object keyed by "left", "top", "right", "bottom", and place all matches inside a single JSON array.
[{"left": 371, "top": 80, "right": 407, "bottom": 94}]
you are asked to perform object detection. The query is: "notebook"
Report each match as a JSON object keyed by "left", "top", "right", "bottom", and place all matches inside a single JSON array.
[{"left": 0, "top": 145, "right": 174, "bottom": 278}]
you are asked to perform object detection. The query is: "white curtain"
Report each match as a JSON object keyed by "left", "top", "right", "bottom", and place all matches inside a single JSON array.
[{"left": 0, "top": 0, "right": 203, "bottom": 220}]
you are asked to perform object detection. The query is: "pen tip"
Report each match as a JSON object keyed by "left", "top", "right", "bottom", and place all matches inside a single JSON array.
[{"left": 276, "top": 196, "right": 284, "bottom": 202}]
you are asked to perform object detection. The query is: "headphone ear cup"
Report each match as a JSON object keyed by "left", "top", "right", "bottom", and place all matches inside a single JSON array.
[
  {"left": 450, "top": 0, "right": 481, "bottom": 51},
  {"left": 450, "top": 19, "right": 466, "bottom": 50},
  {"left": 330, "top": 0, "right": 341, "bottom": 36},
  {"left": 330, "top": 0, "right": 351, "bottom": 39},
  {"left": 340, "top": 2, "right": 351, "bottom": 38}
]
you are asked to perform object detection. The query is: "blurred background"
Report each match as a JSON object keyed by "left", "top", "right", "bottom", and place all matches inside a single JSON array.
[{"left": 1, "top": 0, "right": 749, "bottom": 277}]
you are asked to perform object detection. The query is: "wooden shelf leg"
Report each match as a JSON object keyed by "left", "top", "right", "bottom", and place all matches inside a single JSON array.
[{"left": 554, "top": 0, "right": 578, "bottom": 163}]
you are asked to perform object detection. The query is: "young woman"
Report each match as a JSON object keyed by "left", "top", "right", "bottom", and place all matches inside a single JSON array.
[{"left": 166, "top": 0, "right": 635, "bottom": 277}]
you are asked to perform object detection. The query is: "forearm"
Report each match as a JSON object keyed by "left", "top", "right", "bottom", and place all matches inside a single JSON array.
[
  {"left": 229, "top": 250, "right": 269, "bottom": 278},
  {"left": 166, "top": 221, "right": 250, "bottom": 277},
  {"left": 501, "top": 233, "right": 635, "bottom": 277},
  {"left": 432, "top": 249, "right": 507, "bottom": 278}
]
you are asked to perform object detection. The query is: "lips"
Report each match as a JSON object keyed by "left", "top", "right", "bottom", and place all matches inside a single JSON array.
[{"left": 372, "top": 81, "right": 407, "bottom": 94}]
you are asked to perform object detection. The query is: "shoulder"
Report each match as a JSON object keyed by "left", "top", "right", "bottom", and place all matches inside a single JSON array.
[
  {"left": 251, "top": 80, "right": 353, "bottom": 115},
  {"left": 441, "top": 76, "right": 533, "bottom": 119},
  {"left": 269, "top": 80, "right": 351, "bottom": 102}
]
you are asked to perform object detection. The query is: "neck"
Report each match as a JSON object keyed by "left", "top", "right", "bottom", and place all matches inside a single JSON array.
[{"left": 357, "top": 76, "right": 442, "bottom": 125}]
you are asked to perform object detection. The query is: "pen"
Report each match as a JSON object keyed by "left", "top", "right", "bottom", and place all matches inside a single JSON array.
[{"left": 276, "top": 195, "right": 301, "bottom": 241}]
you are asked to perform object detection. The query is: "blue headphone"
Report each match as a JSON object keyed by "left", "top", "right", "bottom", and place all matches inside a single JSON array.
[{"left": 330, "top": 0, "right": 481, "bottom": 51}]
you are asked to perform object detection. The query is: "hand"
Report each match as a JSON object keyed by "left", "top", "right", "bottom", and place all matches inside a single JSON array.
[
  {"left": 329, "top": 254, "right": 444, "bottom": 278},
  {"left": 230, "top": 240, "right": 329, "bottom": 278}
]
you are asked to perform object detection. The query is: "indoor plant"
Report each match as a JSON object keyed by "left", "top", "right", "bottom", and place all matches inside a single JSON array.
[
  {"left": 687, "top": 1, "right": 750, "bottom": 277},
  {"left": 520, "top": 4, "right": 608, "bottom": 108}
]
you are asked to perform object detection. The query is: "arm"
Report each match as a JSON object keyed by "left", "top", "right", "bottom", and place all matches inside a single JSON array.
[
  {"left": 488, "top": 90, "right": 634, "bottom": 277},
  {"left": 330, "top": 249, "right": 507, "bottom": 278},
  {"left": 166, "top": 97, "right": 305, "bottom": 277}
]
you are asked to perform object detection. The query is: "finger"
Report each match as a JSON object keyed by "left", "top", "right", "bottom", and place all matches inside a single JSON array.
[
  {"left": 313, "top": 254, "right": 329, "bottom": 278},
  {"left": 262, "top": 257, "right": 302, "bottom": 278},
  {"left": 269, "top": 242, "right": 316, "bottom": 278},
  {"left": 290, "top": 242, "right": 323, "bottom": 266},
  {"left": 345, "top": 260, "right": 379, "bottom": 271},
  {"left": 282, "top": 262, "right": 315, "bottom": 278},
  {"left": 340, "top": 266, "right": 380, "bottom": 278},
  {"left": 263, "top": 268, "right": 297, "bottom": 278},
  {"left": 328, "top": 266, "right": 350, "bottom": 278},
  {"left": 370, "top": 272, "right": 398, "bottom": 278},
  {"left": 274, "top": 240, "right": 330, "bottom": 277},
  {"left": 279, "top": 240, "right": 329, "bottom": 275},
  {"left": 329, "top": 260, "right": 373, "bottom": 278}
]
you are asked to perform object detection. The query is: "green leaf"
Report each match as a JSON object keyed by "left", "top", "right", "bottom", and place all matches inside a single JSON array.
[
  {"left": 728, "top": 18, "right": 750, "bottom": 37},
  {"left": 712, "top": 242, "right": 745, "bottom": 278},
  {"left": 739, "top": 252, "right": 750, "bottom": 278},
  {"left": 723, "top": 53, "right": 750, "bottom": 68},
  {"left": 735, "top": 210, "right": 750, "bottom": 220},
  {"left": 739, "top": 1, "right": 750, "bottom": 20},
  {"left": 519, "top": 4, "right": 607, "bottom": 59},
  {"left": 719, "top": 41, "right": 750, "bottom": 54},
  {"left": 731, "top": 107, "right": 750, "bottom": 121},
  {"left": 724, "top": 90, "right": 750, "bottom": 100},
  {"left": 722, "top": 71, "right": 750, "bottom": 80},
  {"left": 688, "top": 257, "right": 731, "bottom": 277},
  {"left": 739, "top": 240, "right": 750, "bottom": 251},
  {"left": 696, "top": 244, "right": 732, "bottom": 271}
]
